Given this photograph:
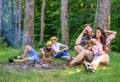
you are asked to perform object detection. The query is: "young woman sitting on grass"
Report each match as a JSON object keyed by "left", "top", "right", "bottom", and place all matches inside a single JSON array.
[
  {"left": 86, "top": 28, "right": 117, "bottom": 71},
  {"left": 50, "top": 36, "right": 72, "bottom": 61}
]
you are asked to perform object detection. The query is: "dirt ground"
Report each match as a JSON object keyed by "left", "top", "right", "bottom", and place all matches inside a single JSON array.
[{"left": 0, "top": 61, "right": 66, "bottom": 71}]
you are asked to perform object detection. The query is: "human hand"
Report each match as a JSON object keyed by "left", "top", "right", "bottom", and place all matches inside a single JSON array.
[
  {"left": 82, "top": 26, "right": 92, "bottom": 34},
  {"left": 82, "top": 27, "right": 88, "bottom": 33},
  {"left": 39, "top": 48, "right": 43, "bottom": 51},
  {"left": 105, "top": 46, "right": 110, "bottom": 53},
  {"left": 86, "top": 40, "right": 96, "bottom": 46},
  {"left": 99, "top": 51, "right": 105, "bottom": 55}
]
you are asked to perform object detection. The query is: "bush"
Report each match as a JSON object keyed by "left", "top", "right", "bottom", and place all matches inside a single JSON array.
[
  {"left": 111, "top": 28, "right": 120, "bottom": 52},
  {"left": 34, "top": 41, "right": 46, "bottom": 50},
  {"left": 0, "top": 37, "right": 8, "bottom": 48}
]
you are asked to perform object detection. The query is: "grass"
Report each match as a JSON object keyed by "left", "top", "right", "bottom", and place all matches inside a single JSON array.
[{"left": 0, "top": 47, "right": 120, "bottom": 82}]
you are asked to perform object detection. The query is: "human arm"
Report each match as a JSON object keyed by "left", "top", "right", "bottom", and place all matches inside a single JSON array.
[
  {"left": 90, "top": 39, "right": 105, "bottom": 55},
  {"left": 58, "top": 43, "right": 68, "bottom": 52},
  {"left": 104, "top": 30, "right": 117, "bottom": 35},
  {"left": 75, "top": 32, "right": 84, "bottom": 45},
  {"left": 45, "top": 49, "right": 55, "bottom": 57},
  {"left": 49, "top": 49, "right": 56, "bottom": 58},
  {"left": 75, "top": 27, "right": 89, "bottom": 45},
  {"left": 84, "top": 44, "right": 90, "bottom": 49},
  {"left": 39, "top": 48, "right": 46, "bottom": 59},
  {"left": 52, "top": 42, "right": 68, "bottom": 53},
  {"left": 105, "top": 30, "right": 117, "bottom": 46}
]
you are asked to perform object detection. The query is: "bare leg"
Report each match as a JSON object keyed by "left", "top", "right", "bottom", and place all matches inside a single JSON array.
[
  {"left": 74, "top": 45, "right": 84, "bottom": 55},
  {"left": 14, "top": 58, "right": 28, "bottom": 63},
  {"left": 21, "top": 45, "right": 32, "bottom": 58},
  {"left": 90, "top": 54, "right": 109, "bottom": 69},
  {"left": 70, "top": 50, "right": 86, "bottom": 66},
  {"left": 74, "top": 46, "right": 81, "bottom": 54}
]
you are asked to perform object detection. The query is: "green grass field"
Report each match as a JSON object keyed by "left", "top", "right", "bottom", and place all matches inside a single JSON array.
[{"left": 0, "top": 47, "right": 120, "bottom": 82}]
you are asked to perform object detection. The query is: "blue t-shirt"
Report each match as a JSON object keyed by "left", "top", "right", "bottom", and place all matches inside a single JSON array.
[{"left": 80, "top": 34, "right": 91, "bottom": 46}]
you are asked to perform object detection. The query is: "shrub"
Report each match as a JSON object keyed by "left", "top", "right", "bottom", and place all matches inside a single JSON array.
[
  {"left": 0, "top": 37, "right": 8, "bottom": 48},
  {"left": 111, "top": 28, "right": 120, "bottom": 52}
]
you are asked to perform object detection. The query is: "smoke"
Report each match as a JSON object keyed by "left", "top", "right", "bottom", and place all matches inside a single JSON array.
[{"left": 1, "top": 0, "right": 22, "bottom": 48}]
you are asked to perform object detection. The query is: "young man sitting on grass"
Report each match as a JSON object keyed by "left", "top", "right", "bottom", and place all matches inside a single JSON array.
[
  {"left": 74, "top": 24, "right": 94, "bottom": 56},
  {"left": 9, "top": 45, "right": 40, "bottom": 64},
  {"left": 39, "top": 41, "right": 56, "bottom": 63}
]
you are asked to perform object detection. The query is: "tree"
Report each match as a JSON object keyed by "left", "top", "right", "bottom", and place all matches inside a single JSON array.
[
  {"left": 24, "top": 0, "right": 34, "bottom": 46},
  {"left": 40, "top": 0, "right": 46, "bottom": 44},
  {"left": 61, "top": 0, "right": 69, "bottom": 45},
  {"left": 94, "top": 0, "right": 111, "bottom": 30},
  {"left": 0, "top": 0, "right": 2, "bottom": 37},
  {"left": 16, "top": 0, "right": 22, "bottom": 47}
]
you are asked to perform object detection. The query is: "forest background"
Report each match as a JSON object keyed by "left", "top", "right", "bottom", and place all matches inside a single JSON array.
[
  {"left": 0, "top": 0, "right": 120, "bottom": 82},
  {"left": 0, "top": 0, "right": 120, "bottom": 52}
]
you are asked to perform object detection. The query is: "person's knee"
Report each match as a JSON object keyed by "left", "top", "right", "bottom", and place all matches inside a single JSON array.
[
  {"left": 74, "top": 45, "right": 80, "bottom": 53},
  {"left": 25, "top": 45, "right": 32, "bottom": 50},
  {"left": 103, "top": 57, "right": 109, "bottom": 64},
  {"left": 74, "top": 46, "right": 78, "bottom": 51}
]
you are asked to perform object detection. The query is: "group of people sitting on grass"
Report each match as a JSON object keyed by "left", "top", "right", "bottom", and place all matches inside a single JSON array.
[
  {"left": 9, "top": 36, "right": 72, "bottom": 64},
  {"left": 9, "top": 24, "right": 117, "bottom": 72}
]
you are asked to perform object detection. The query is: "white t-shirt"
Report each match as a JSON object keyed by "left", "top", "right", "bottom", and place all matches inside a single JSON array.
[{"left": 52, "top": 42, "right": 62, "bottom": 52}]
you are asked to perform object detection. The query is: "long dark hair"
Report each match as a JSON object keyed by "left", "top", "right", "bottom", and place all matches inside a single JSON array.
[{"left": 94, "top": 27, "right": 106, "bottom": 50}]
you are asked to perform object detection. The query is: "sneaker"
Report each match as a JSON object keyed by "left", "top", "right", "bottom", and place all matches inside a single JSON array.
[
  {"left": 83, "top": 61, "right": 96, "bottom": 72},
  {"left": 12, "top": 56, "right": 17, "bottom": 58},
  {"left": 11, "top": 56, "right": 22, "bottom": 59},
  {"left": 87, "top": 66, "right": 96, "bottom": 72},
  {"left": 9, "top": 58, "right": 14, "bottom": 63},
  {"left": 17, "top": 56, "right": 22, "bottom": 59},
  {"left": 65, "top": 62, "right": 72, "bottom": 68},
  {"left": 83, "top": 61, "right": 90, "bottom": 70},
  {"left": 61, "top": 56, "right": 72, "bottom": 61},
  {"left": 75, "top": 62, "right": 82, "bottom": 66}
]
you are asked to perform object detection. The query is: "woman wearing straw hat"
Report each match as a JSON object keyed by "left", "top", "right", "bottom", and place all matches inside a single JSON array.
[
  {"left": 39, "top": 41, "right": 55, "bottom": 63},
  {"left": 50, "top": 36, "right": 72, "bottom": 61}
]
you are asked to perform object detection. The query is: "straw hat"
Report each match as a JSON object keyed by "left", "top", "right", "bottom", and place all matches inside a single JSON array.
[
  {"left": 46, "top": 41, "right": 52, "bottom": 46},
  {"left": 50, "top": 36, "right": 58, "bottom": 41}
]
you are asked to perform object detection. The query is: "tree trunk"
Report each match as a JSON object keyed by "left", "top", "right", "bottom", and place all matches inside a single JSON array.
[
  {"left": 61, "top": 0, "right": 69, "bottom": 45},
  {"left": 16, "top": 0, "right": 22, "bottom": 47},
  {"left": 40, "top": 0, "right": 46, "bottom": 44},
  {"left": 0, "top": 0, "right": 2, "bottom": 37},
  {"left": 24, "top": 0, "right": 34, "bottom": 46},
  {"left": 11, "top": 0, "right": 16, "bottom": 46},
  {"left": 94, "top": 0, "right": 111, "bottom": 30}
]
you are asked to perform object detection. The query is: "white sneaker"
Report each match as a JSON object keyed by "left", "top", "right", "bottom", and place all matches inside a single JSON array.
[
  {"left": 83, "top": 61, "right": 90, "bottom": 70},
  {"left": 61, "top": 56, "right": 72, "bottom": 61},
  {"left": 83, "top": 61, "right": 96, "bottom": 72}
]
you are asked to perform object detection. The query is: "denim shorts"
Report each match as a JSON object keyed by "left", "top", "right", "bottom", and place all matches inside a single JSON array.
[
  {"left": 93, "top": 52, "right": 99, "bottom": 59},
  {"left": 28, "top": 56, "right": 40, "bottom": 62},
  {"left": 28, "top": 48, "right": 40, "bottom": 62},
  {"left": 55, "top": 50, "right": 69, "bottom": 58}
]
